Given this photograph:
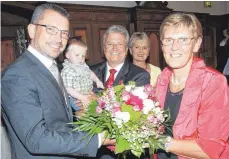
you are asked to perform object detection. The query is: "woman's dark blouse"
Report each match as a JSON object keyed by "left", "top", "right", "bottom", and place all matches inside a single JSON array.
[{"left": 157, "top": 88, "right": 184, "bottom": 159}]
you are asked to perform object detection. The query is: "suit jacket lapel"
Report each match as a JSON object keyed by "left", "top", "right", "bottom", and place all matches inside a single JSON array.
[
  {"left": 97, "top": 62, "right": 107, "bottom": 84},
  {"left": 24, "top": 51, "right": 71, "bottom": 120},
  {"left": 114, "top": 60, "right": 129, "bottom": 85}
]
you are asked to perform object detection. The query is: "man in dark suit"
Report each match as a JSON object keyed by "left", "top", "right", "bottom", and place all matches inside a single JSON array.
[
  {"left": 1, "top": 3, "right": 114, "bottom": 159},
  {"left": 91, "top": 25, "right": 150, "bottom": 89},
  {"left": 90, "top": 25, "right": 150, "bottom": 159}
]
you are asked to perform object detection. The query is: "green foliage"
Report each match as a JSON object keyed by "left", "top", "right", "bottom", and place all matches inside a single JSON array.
[
  {"left": 114, "top": 84, "right": 125, "bottom": 102},
  {"left": 116, "top": 136, "right": 131, "bottom": 154},
  {"left": 131, "top": 150, "right": 142, "bottom": 158},
  {"left": 121, "top": 104, "right": 142, "bottom": 122},
  {"left": 87, "top": 100, "right": 98, "bottom": 115}
]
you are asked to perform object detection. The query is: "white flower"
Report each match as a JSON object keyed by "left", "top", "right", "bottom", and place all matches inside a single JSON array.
[
  {"left": 131, "top": 87, "right": 148, "bottom": 100},
  {"left": 153, "top": 107, "right": 162, "bottom": 115},
  {"left": 142, "top": 99, "right": 155, "bottom": 114},
  {"left": 125, "top": 85, "right": 132, "bottom": 92},
  {"left": 114, "top": 112, "right": 130, "bottom": 123},
  {"left": 155, "top": 101, "right": 160, "bottom": 106},
  {"left": 113, "top": 118, "right": 123, "bottom": 128}
]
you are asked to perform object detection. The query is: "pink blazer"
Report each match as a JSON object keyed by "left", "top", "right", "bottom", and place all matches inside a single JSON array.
[{"left": 156, "top": 58, "right": 229, "bottom": 159}]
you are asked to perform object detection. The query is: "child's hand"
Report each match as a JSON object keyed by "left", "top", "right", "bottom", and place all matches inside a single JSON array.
[
  {"left": 80, "top": 95, "right": 92, "bottom": 108},
  {"left": 96, "top": 80, "right": 104, "bottom": 89}
]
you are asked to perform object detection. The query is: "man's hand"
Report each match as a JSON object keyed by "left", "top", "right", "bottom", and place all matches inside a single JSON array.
[
  {"left": 99, "top": 132, "right": 116, "bottom": 146},
  {"left": 103, "top": 138, "right": 116, "bottom": 146}
]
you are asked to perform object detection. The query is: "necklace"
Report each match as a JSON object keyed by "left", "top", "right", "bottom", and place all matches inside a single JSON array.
[{"left": 170, "top": 74, "right": 187, "bottom": 86}]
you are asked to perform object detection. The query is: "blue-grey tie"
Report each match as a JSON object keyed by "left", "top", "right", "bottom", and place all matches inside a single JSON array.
[{"left": 49, "top": 62, "right": 69, "bottom": 108}]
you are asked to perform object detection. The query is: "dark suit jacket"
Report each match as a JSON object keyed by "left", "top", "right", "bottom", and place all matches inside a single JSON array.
[
  {"left": 1, "top": 50, "right": 98, "bottom": 159},
  {"left": 90, "top": 60, "right": 150, "bottom": 89}
]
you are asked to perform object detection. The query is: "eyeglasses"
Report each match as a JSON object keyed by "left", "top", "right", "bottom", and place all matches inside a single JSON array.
[
  {"left": 33, "top": 24, "right": 70, "bottom": 40},
  {"left": 105, "top": 43, "right": 126, "bottom": 49},
  {"left": 161, "top": 37, "right": 194, "bottom": 46}
]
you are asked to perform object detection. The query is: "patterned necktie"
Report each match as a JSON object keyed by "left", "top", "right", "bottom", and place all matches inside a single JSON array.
[
  {"left": 105, "top": 69, "right": 117, "bottom": 88},
  {"left": 49, "top": 62, "right": 68, "bottom": 108}
]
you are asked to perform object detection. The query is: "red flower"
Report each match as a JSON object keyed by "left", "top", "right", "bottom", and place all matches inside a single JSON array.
[
  {"left": 98, "top": 97, "right": 106, "bottom": 109},
  {"left": 125, "top": 94, "right": 143, "bottom": 111}
]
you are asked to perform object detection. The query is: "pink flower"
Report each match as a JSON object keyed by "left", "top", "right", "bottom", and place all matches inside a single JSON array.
[
  {"left": 96, "top": 106, "right": 103, "bottom": 114},
  {"left": 144, "top": 84, "right": 157, "bottom": 99},
  {"left": 107, "top": 88, "right": 115, "bottom": 98},
  {"left": 147, "top": 115, "right": 159, "bottom": 125},
  {"left": 126, "top": 94, "right": 143, "bottom": 111},
  {"left": 133, "top": 105, "right": 143, "bottom": 111},
  {"left": 111, "top": 107, "right": 121, "bottom": 117},
  {"left": 113, "top": 102, "right": 121, "bottom": 108},
  {"left": 148, "top": 95, "right": 157, "bottom": 101},
  {"left": 122, "top": 91, "right": 131, "bottom": 102},
  {"left": 98, "top": 97, "right": 106, "bottom": 109},
  {"left": 144, "top": 84, "right": 155, "bottom": 94},
  {"left": 157, "top": 125, "right": 165, "bottom": 134}
]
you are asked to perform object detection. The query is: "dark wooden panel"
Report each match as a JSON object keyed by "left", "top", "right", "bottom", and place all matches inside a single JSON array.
[{"left": 1, "top": 39, "right": 15, "bottom": 72}]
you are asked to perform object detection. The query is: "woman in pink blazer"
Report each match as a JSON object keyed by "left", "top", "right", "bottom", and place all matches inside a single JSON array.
[{"left": 155, "top": 13, "right": 229, "bottom": 159}]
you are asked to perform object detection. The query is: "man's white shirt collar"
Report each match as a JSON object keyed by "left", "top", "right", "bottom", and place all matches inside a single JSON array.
[
  {"left": 105, "top": 62, "right": 124, "bottom": 81},
  {"left": 28, "top": 45, "right": 54, "bottom": 69}
]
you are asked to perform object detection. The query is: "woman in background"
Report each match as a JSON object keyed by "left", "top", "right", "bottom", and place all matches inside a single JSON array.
[
  {"left": 129, "top": 32, "right": 161, "bottom": 87},
  {"left": 156, "top": 12, "right": 229, "bottom": 159}
]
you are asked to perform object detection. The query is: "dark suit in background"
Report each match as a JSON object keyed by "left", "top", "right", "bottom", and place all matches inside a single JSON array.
[
  {"left": 91, "top": 60, "right": 150, "bottom": 89},
  {"left": 1, "top": 51, "right": 99, "bottom": 159}
]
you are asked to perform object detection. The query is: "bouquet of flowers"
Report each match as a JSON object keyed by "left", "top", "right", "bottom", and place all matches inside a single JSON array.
[{"left": 72, "top": 82, "right": 170, "bottom": 158}]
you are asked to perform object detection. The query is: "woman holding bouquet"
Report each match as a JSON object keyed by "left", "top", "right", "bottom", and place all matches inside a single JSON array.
[{"left": 156, "top": 13, "right": 229, "bottom": 159}]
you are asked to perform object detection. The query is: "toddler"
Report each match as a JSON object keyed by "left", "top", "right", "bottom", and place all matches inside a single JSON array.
[{"left": 61, "top": 39, "right": 104, "bottom": 110}]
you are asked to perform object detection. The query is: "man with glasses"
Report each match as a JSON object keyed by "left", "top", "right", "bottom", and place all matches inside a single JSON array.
[
  {"left": 1, "top": 3, "right": 114, "bottom": 159},
  {"left": 91, "top": 25, "right": 150, "bottom": 159}
]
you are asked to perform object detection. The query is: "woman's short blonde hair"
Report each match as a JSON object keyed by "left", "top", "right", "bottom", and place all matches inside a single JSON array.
[
  {"left": 160, "top": 13, "right": 203, "bottom": 39},
  {"left": 129, "top": 32, "right": 150, "bottom": 48}
]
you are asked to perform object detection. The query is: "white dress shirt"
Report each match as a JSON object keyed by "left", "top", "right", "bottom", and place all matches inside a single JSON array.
[
  {"left": 28, "top": 45, "right": 54, "bottom": 70},
  {"left": 105, "top": 62, "right": 124, "bottom": 81}
]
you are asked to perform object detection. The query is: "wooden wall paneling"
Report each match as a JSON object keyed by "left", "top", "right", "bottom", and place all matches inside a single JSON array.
[
  {"left": 69, "top": 23, "right": 93, "bottom": 65},
  {"left": 130, "top": 7, "right": 172, "bottom": 69},
  {"left": 1, "top": 39, "right": 16, "bottom": 72},
  {"left": 62, "top": 3, "right": 130, "bottom": 65},
  {"left": 2, "top": 2, "right": 220, "bottom": 69}
]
